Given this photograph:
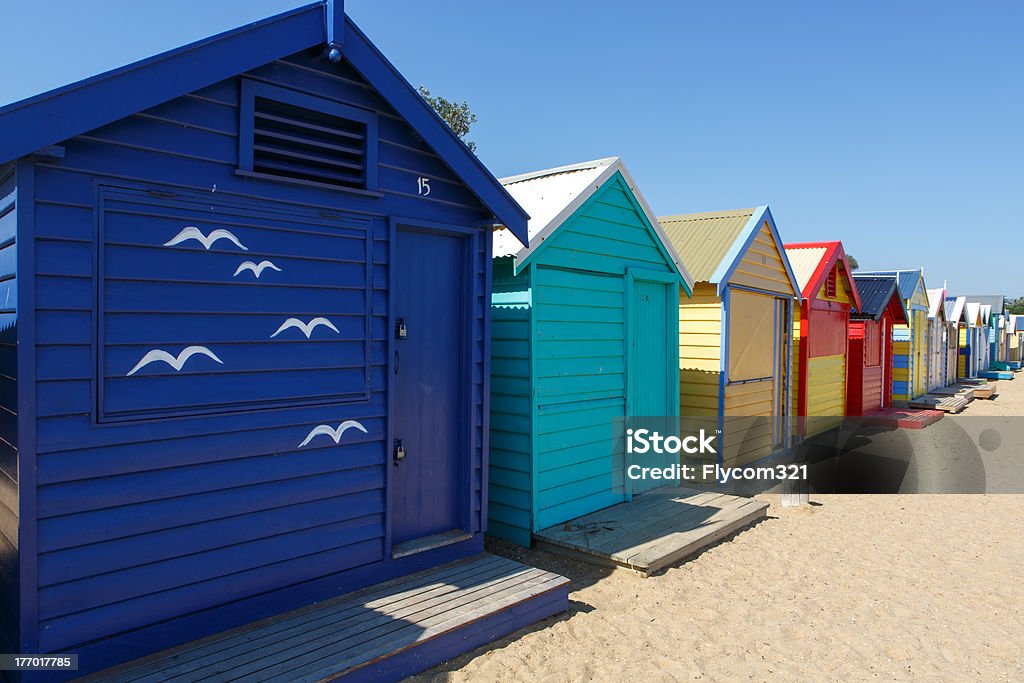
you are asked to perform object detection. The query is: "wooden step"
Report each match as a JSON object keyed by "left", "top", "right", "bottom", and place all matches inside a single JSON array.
[
  {"left": 932, "top": 385, "right": 975, "bottom": 401},
  {"left": 80, "top": 554, "right": 570, "bottom": 682},
  {"left": 909, "top": 393, "right": 968, "bottom": 413}
]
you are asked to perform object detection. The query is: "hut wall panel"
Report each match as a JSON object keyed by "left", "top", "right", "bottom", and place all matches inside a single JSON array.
[
  {"left": 26, "top": 51, "right": 491, "bottom": 653},
  {"left": 803, "top": 354, "right": 845, "bottom": 436},
  {"left": 728, "top": 223, "right": 795, "bottom": 296},
  {"left": 892, "top": 327, "right": 911, "bottom": 400},
  {"left": 0, "top": 161, "right": 18, "bottom": 651},
  {"left": 529, "top": 176, "right": 673, "bottom": 531},
  {"left": 488, "top": 261, "right": 533, "bottom": 545},
  {"left": 722, "top": 381, "right": 774, "bottom": 466},
  {"left": 679, "top": 283, "right": 721, "bottom": 416}
]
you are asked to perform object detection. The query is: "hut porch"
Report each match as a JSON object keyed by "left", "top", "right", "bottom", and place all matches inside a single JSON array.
[
  {"left": 82, "top": 554, "right": 568, "bottom": 682},
  {"left": 533, "top": 487, "right": 767, "bottom": 577}
]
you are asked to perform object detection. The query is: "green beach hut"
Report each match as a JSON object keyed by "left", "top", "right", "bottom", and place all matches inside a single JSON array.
[{"left": 488, "top": 157, "right": 694, "bottom": 546}]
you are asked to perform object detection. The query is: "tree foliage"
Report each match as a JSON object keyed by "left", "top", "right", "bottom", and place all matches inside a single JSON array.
[
  {"left": 418, "top": 86, "right": 478, "bottom": 153},
  {"left": 847, "top": 254, "right": 859, "bottom": 271}
]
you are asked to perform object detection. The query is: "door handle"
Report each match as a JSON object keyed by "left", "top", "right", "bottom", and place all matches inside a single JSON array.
[{"left": 394, "top": 350, "right": 400, "bottom": 375}]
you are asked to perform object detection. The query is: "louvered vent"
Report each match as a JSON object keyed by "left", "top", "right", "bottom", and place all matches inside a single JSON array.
[{"left": 252, "top": 96, "right": 368, "bottom": 189}]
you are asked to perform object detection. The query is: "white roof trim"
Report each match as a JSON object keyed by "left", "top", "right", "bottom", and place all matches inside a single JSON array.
[{"left": 495, "top": 157, "right": 694, "bottom": 291}]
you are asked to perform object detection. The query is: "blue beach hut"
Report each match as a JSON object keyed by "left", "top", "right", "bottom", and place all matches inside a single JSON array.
[
  {"left": 0, "top": 2, "right": 570, "bottom": 678},
  {"left": 488, "top": 157, "right": 693, "bottom": 546}
]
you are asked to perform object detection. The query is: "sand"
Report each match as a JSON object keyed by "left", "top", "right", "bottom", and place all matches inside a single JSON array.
[{"left": 411, "top": 380, "right": 1024, "bottom": 681}]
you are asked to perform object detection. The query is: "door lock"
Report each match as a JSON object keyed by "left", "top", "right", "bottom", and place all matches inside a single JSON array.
[
  {"left": 393, "top": 439, "right": 406, "bottom": 465},
  {"left": 396, "top": 318, "right": 407, "bottom": 340}
]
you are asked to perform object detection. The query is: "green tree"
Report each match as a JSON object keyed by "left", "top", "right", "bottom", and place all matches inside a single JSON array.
[
  {"left": 418, "top": 86, "right": 478, "bottom": 153},
  {"left": 847, "top": 254, "right": 859, "bottom": 270}
]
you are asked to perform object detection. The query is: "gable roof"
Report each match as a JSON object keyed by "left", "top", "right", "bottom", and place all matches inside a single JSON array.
[
  {"left": 658, "top": 205, "right": 800, "bottom": 297},
  {"left": 980, "top": 304, "right": 992, "bottom": 325},
  {"left": 0, "top": 1, "right": 529, "bottom": 243},
  {"left": 926, "top": 288, "right": 946, "bottom": 320},
  {"left": 658, "top": 208, "right": 754, "bottom": 282},
  {"left": 856, "top": 269, "right": 924, "bottom": 302},
  {"left": 944, "top": 295, "right": 966, "bottom": 325},
  {"left": 964, "top": 302, "right": 982, "bottom": 326},
  {"left": 493, "top": 157, "right": 693, "bottom": 291},
  {"left": 783, "top": 241, "right": 862, "bottom": 311},
  {"left": 851, "top": 274, "right": 908, "bottom": 323}
]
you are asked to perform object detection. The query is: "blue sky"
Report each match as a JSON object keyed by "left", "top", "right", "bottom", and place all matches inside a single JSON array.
[{"left": 2, "top": 1, "right": 1021, "bottom": 294}]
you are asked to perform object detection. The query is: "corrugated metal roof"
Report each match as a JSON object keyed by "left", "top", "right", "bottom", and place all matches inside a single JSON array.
[
  {"left": 857, "top": 269, "right": 922, "bottom": 301},
  {"left": 944, "top": 295, "right": 966, "bottom": 323},
  {"left": 851, "top": 274, "right": 899, "bottom": 320},
  {"left": 657, "top": 208, "right": 755, "bottom": 282},
  {"left": 492, "top": 157, "right": 694, "bottom": 291},
  {"left": 926, "top": 288, "right": 946, "bottom": 319},
  {"left": 783, "top": 246, "right": 828, "bottom": 292},
  {"left": 493, "top": 158, "right": 612, "bottom": 259}
]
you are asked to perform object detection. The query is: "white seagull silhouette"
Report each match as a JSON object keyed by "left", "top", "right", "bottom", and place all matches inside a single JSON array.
[
  {"left": 233, "top": 260, "right": 282, "bottom": 278},
  {"left": 127, "top": 345, "right": 224, "bottom": 376},
  {"left": 271, "top": 317, "right": 340, "bottom": 339},
  {"left": 298, "top": 420, "right": 368, "bottom": 448},
  {"left": 164, "top": 226, "right": 248, "bottom": 251}
]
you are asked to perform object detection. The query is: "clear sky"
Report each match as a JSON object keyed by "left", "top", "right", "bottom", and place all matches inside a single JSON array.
[{"left": 1, "top": 1, "right": 1021, "bottom": 294}]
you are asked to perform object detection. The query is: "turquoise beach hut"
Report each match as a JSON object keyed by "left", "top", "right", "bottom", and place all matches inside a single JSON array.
[{"left": 488, "top": 157, "right": 693, "bottom": 546}]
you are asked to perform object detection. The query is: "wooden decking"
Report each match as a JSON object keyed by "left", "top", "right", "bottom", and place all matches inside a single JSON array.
[
  {"left": 81, "top": 554, "right": 569, "bottom": 683},
  {"left": 534, "top": 487, "right": 768, "bottom": 577},
  {"left": 861, "top": 407, "right": 944, "bottom": 429},
  {"left": 909, "top": 393, "right": 968, "bottom": 413},
  {"left": 932, "top": 384, "right": 975, "bottom": 401}
]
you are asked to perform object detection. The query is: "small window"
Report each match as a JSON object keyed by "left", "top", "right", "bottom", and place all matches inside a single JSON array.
[
  {"left": 825, "top": 268, "right": 838, "bottom": 298},
  {"left": 240, "top": 80, "right": 378, "bottom": 192}
]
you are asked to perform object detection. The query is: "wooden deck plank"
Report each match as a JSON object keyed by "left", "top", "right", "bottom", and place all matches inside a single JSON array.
[
  {"left": 83, "top": 554, "right": 569, "bottom": 683},
  {"left": 96, "top": 555, "right": 513, "bottom": 682},
  {"left": 231, "top": 572, "right": 564, "bottom": 683},
  {"left": 628, "top": 500, "right": 769, "bottom": 573},
  {"left": 130, "top": 560, "right": 527, "bottom": 682},
  {"left": 534, "top": 487, "right": 768, "bottom": 575},
  {"left": 909, "top": 393, "right": 967, "bottom": 413},
  {"left": 616, "top": 495, "right": 758, "bottom": 560},
  {"left": 598, "top": 493, "right": 743, "bottom": 557},
  {"left": 539, "top": 491, "right": 727, "bottom": 553}
]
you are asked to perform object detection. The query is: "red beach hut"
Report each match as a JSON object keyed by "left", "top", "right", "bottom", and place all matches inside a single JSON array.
[{"left": 847, "top": 275, "right": 909, "bottom": 415}]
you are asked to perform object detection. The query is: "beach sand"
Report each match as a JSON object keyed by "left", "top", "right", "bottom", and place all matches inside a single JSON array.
[{"left": 411, "top": 380, "right": 1024, "bottom": 681}]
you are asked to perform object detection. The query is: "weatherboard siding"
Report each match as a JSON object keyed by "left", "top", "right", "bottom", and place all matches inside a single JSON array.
[
  {"left": 0, "top": 162, "right": 18, "bottom": 652},
  {"left": 488, "top": 260, "right": 533, "bottom": 545},
  {"left": 679, "top": 283, "right": 721, "bottom": 417},
  {"left": 729, "top": 222, "right": 793, "bottom": 295},
  {"left": 803, "top": 354, "right": 845, "bottom": 436},
  {"left": 24, "top": 51, "right": 492, "bottom": 654},
  {"left": 530, "top": 176, "right": 674, "bottom": 531}
]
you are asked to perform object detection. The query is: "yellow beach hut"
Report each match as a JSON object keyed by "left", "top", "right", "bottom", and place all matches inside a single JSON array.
[{"left": 659, "top": 206, "right": 801, "bottom": 466}]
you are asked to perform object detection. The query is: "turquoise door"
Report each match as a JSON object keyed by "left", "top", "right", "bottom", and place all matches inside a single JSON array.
[{"left": 628, "top": 273, "right": 677, "bottom": 494}]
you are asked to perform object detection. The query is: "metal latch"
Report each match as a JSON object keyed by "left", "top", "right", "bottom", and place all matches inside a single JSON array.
[
  {"left": 396, "top": 318, "right": 407, "bottom": 340},
  {"left": 393, "top": 439, "right": 406, "bottom": 464}
]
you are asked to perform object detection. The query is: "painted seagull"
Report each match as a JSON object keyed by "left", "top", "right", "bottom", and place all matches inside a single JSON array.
[
  {"left": 271, "top": 317, "right": 340, "bottom": 339},
  {"left": 298, "top": 420, "right": 368, "bottom": 448},
  {"left": 127, "top": 345, "right": 223, "bottom": 376},
  {"left": 164, "top": 226, "right": 248, "bottom": 251},
  {"left": 233, "top": 260, "right": 282, "bottom": 278}
]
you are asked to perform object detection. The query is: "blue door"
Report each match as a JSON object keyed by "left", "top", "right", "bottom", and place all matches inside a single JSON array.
[{"left": 391, "top": 227, "right": 467, "bottom": 546}]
